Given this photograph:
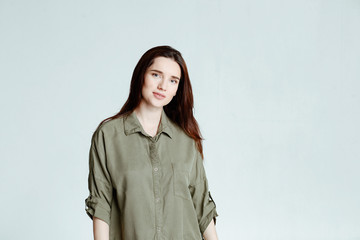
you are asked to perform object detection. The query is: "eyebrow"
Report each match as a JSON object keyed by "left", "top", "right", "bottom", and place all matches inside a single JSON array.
[{"left": 149, "top": 69, "right": 180, "bottom": 81}]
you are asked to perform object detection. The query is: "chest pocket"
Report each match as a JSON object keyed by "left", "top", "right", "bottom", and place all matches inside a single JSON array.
[{"left": 172, "top": 163, "right": 192, "bottom": 201}]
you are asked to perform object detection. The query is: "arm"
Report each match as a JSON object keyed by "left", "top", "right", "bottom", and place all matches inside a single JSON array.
[
  {"left": 85, "top": 129, "right": 113, "bottom": 239},
  {"left": 93, "top": 217, "right": 109, "bottom": 240},
  {"left": 203, "top": 218, "right": 218, "bottom": 240},
  {"left": 189, "top": 148, "right": 219, "bottom": 239}
]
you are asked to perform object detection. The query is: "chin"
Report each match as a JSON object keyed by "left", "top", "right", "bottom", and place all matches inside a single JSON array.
[{"left": 148, "top": 101, "right": 166, "bottom": 109}]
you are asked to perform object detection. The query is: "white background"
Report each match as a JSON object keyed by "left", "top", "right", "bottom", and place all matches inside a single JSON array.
[{"left": 0, "top": 0, "right": 359, "bottom": 239}]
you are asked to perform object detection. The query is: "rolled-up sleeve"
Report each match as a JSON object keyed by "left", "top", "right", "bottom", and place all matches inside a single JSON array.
[
  {"left": 85, "top": 129, "right": 113, "bottom": 226},
  {"left": 189, "top": 149, "right": 219, "bottom": 235}
]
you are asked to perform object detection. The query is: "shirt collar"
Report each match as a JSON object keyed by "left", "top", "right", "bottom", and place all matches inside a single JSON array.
[{"left": 123, "top": 109, "right": 174, "bottom": 139}]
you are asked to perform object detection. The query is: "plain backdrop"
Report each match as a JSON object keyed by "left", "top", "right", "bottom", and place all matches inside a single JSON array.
[{"left": 0, "top": 0, "right": 359, "bottom": 239}]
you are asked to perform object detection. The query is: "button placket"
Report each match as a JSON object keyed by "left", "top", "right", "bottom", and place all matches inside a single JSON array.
[{"left": 149, "top": 140, "right": 162, "bottom": 234}]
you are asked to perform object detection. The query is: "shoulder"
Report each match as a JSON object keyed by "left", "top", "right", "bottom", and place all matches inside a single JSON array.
[
  {"left": 91, "top": 115, "right": 127, "bottom": 143},
  {"left": 168, "top": 119, "right": 195, "bottom": 144}
]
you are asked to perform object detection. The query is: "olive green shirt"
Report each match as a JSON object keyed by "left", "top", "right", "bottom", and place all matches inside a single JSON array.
[{"left": 85, "top": 109, "right": 218, "bottom": 240}]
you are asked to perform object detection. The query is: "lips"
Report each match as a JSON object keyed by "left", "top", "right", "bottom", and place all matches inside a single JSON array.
[{"left": 153, "top": 92, "right": 165, "bottom": 99}]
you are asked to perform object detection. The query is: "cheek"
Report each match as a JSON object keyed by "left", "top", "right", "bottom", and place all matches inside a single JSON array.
[
  {"left": 140, "top": 84, "right": 148, "bottom": 98},
  {"left": 171, "top": 86, "right": 179, "bottom": 95},
  {"left": 142, "top": 78, "right": 152, "bottom": 91},
  {"left": 143, "top": 77, "right": 157, "bottom": 89}
]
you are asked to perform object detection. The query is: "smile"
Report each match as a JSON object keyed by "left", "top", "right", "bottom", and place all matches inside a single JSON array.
[{"left": 153, "top": 92, "right": 166, "bottom": 99}]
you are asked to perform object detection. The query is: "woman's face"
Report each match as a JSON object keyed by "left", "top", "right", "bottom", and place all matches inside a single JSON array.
[{"left": 141, "top": 56, "right": 181, "bottom": 109}]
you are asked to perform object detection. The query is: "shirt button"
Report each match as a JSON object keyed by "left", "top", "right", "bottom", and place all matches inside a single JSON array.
[
  {"left": 155, "top": 198, "right": 160, "bottom": 203},
  {"left": 157, "top": 227, "right": 161, "bottom": 232},
  {"left": 154, "top": 167, "right": 158, "bottom": 172}
]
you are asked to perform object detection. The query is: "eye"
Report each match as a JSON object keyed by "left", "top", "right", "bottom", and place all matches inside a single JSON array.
[
  {"left": 152, "top": 73, "right": 160, "bottom": 78},
  {"left": 170, "top": 79, "right": 178, "bottom": 84}
]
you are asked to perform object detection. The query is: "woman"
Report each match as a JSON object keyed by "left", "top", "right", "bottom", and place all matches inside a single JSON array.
[{"left": 85, "top": 45, "right": 219, "bottom": 240}]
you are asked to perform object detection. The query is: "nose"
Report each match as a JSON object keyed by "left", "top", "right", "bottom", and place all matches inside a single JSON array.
[{"left": 158, "top": 79, "right": 166, "bottom": 91}]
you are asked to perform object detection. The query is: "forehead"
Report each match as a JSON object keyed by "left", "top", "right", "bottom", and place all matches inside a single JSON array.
[{"left": 148, "top": 57, "right": 181, "bottom": 78}]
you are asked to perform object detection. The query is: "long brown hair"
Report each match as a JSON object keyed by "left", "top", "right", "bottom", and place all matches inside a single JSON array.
[{"left": 96, "top": 45, "right": 204, "bottom": 159}]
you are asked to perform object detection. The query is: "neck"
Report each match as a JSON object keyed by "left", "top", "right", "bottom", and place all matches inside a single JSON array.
[{"left": 134, "top": 102, "right": 163, "bottom": 128}]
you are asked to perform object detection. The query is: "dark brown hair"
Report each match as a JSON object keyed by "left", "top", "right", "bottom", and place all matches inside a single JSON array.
[{"left": 96, "top": 45, "right": 204, "bottom": 159}]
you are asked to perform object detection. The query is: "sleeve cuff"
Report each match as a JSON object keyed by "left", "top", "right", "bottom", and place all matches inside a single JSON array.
[
  {"left": 199, "top": 204, "right": 218, "bottom": 235},
  {"left": 85, "top": 196, "right": 111, "bottom": 226}
]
